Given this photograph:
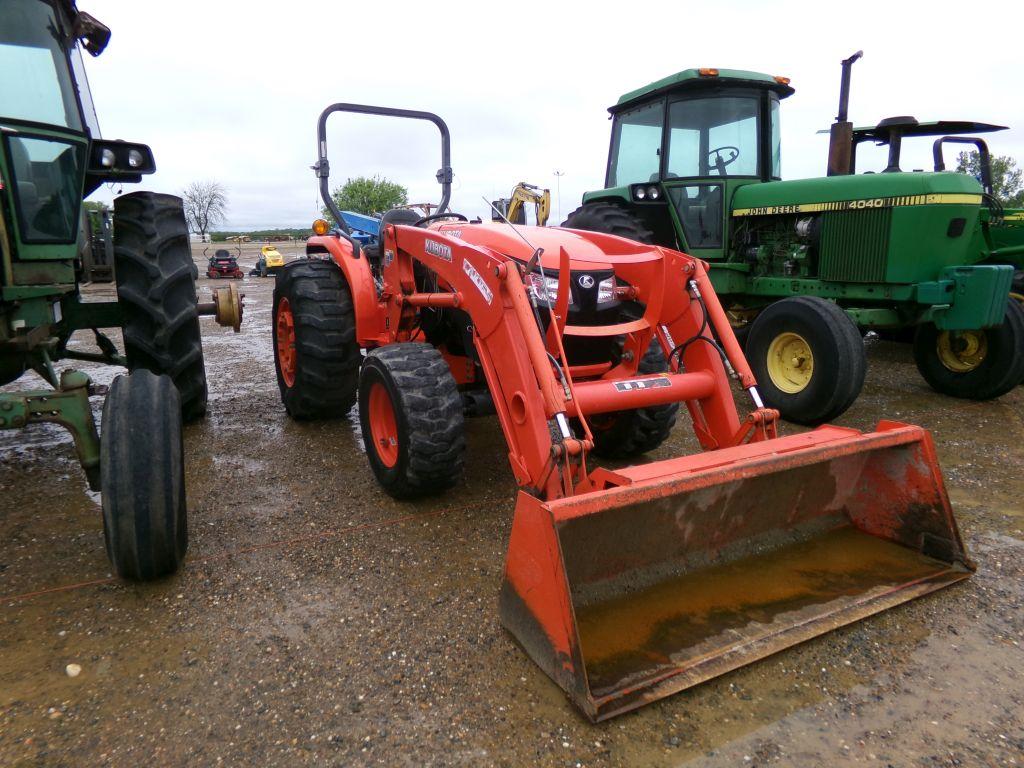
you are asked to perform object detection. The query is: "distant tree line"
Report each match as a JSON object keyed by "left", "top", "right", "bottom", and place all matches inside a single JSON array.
[
  {"left": 956, "top": 151, "right": 1024, "bottom": 208},
  {"left": 209, "top": 228, "right": 310, "bottom": 242}
]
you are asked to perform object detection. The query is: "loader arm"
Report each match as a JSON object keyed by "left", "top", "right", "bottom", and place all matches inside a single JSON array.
[{"left": 378, "top": 222, "right": 764, "bottom": 500}]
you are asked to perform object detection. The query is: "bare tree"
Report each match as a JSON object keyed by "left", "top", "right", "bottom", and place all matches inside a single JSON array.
[{"left": 181, "top": 181, "right": 228, "bottom": 241}]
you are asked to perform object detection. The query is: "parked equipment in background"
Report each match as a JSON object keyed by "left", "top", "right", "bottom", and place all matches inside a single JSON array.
[
  {"left": 491, "top": 182, "right": 551, "bottom": 226},
  {"left": 207, "top": 248, "right": 244, "bottom": 279},
  {"left": 79, "top": 206, "right": 114, "bottom": 282},
  {"left": 339, "top": 210, "right": 382, "bottom": 246},
  {"left": 250, "top": 244, "right": 285, "bottom": 277},
  {"left": 0, "top": 1, "right": 242, "bottom": 580},
  {"left": 563, "top": 53, "right": 1024, "bottom": 425},
  {"left": 273, "top": 103, "right": 973, "bottom": 722}
]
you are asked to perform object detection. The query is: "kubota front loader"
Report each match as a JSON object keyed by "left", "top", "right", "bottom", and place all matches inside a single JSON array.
[{"left": 272, "top": 104, "right": 974, "bottom": 722}]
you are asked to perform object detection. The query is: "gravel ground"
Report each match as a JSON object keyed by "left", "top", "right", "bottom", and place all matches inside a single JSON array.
[{"left": 1, "top": 243, "right": 1021, "bottom": 767}]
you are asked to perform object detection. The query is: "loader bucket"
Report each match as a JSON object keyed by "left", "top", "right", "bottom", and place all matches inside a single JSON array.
[{"left": 500, "top": 422, "right": 973, "bottom": 722}]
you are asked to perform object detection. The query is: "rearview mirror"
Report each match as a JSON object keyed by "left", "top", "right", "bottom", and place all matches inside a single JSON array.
[{"left": 72, "top": 11, "right": 111, "bottom": 57}]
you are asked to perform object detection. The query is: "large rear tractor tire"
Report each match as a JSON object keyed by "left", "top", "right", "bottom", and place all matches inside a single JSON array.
[
  {"left": 101, "top": 370, "right": 187, "bottom": 581},
  {"left": 913, "top": 299, "right": 1024, "bottom": 399},
  {"left": 273, "top": 260, "right": 361, "bottom": 419},
  {"left": 358, "top": 343, "right": 465, "bottom": 499},
  {"left": 562, "top": 202, "right": 654, "bottom": 243},
  {"left": 113, "top": 192, "right": 207, "bottom": 422},
  {"left": 746, "top": 297, "right": 866, "bottom": 426},
  {"left": 590, "top": 341, "right": 679, "bottom": 458}
]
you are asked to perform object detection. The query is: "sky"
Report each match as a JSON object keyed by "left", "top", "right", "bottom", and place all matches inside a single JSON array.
[{"left": 80, "top": 0, "right": 1024, "bottom": 230}]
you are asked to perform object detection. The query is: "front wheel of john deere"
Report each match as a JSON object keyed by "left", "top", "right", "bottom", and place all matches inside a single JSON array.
[
  {"left": 913, "top": 299, "right": 1024, "bottom": 399},
  {"left": 101, "top": 370, "right": 187, "bottom": 581},
  {"left": 746, "top": 296, "right": 866, "bottom": 426},
  {"left": 561, "top": 202, "right": 654, "bottom": 243}
]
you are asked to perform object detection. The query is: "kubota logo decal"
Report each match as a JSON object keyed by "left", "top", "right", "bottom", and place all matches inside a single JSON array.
[
  {"left": 578, "top": 274, "right": 595, "bottom": 289},
  {"left": 425, "top": 239, "right": 453, "bottom": 262},
  {"left": 462, "top": 259, "right": 492, "bottom": 304}
]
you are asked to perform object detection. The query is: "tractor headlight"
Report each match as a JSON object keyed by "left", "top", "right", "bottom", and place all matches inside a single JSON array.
[
  {"left": 100, "top": 148, "right": 115, "bottom": 167},
  {"left": 634, "top": 186, "right": 647, "bottom": 200},
  {"left": 127, "top": 149, "right": 145, "bottom": 168},
  {"left": 647, "top": 186, "right": 660, "bottom": 200},
  {"left": 597, "top": 277, "right": 616, "bottom": 303},
  {"left": 527, "top": 272, "right": 573, "bottom": 306}
]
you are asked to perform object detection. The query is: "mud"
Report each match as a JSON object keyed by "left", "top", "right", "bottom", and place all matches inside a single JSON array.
[{"left": 1, "top": 243, "right": 1022, "bottom": 766}]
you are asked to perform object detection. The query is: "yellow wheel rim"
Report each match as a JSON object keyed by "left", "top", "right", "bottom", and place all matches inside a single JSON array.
[
  {"left": 936, "top": 330, "right": 988, "bottom": 373},
  {"left": 1010, "top": 291, "right": 1024, "bottom": 307},
  {"left": 766, "top": 332, "right": 814, "bottom": 394}
]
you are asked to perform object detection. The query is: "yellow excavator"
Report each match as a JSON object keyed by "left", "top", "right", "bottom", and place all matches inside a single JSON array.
[{"left": 491, "top": 182, "right": 550, "bottom": 225}]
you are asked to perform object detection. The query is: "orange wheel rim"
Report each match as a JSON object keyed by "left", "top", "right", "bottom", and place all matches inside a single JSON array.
[
  {"left": 276, "top": 298, "right": 297, "bottom": 387},
  {"left": 368, "top": 382, "right": 399, "bottom": 468}
]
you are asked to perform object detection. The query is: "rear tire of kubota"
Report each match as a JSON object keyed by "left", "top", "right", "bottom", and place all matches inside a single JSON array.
[
  {"left": 101, "top": 370, "right": 187, "bottom": 581},
  {"left": 591, "top": 341, "right": 679, "bottom": 458},
  {"left": 562, "top": 202, "right": 654, "bottom": 243},
  {"left": 114, "top": 192, "right": 208, "bottom": 422},
  {"left": 358, "top": 343, "right": 465, "bottom": 499},
  {"left": 746, "top": 297, "right": 866, "bottom": 426},
  {"left": 912, "top": 299, "right": 1024, "bottom": 400},
  {"left": 273, "top": 260, "right": 361, "bottom": 419}
]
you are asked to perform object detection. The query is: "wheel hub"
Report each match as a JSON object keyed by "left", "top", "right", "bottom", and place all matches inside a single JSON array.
[
  {"left": 936, "top": 330, "right": 987, "bottom": 373},
  {"left": 367, "top": 382, "right": 399, "bottom": 468},
  {"left": 276, "top": 298, "right": 297, "bottom": 387},
  {"left": 766, "top": 332, "right": 814, "bottom": 394}
]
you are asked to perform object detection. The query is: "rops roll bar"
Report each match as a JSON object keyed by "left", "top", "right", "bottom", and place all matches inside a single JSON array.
[
  {"left": 933, "top": 136, "right": 992, "bottom": 197},
  {"left": 312, "top": 104, "right": 453, "bottom": 242}
]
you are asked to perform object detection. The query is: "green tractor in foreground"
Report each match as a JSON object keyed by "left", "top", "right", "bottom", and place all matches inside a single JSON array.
[
  {"left": 564, "top": 53, "right": 1024, "bottom": 425},
  {"left": 1, "top": 0, "right": 241, "bottom": 579}
]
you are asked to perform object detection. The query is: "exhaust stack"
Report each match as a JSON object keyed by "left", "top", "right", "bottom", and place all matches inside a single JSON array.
[{"left": 827, "top": 50, "right": 863, "bottom": 176}]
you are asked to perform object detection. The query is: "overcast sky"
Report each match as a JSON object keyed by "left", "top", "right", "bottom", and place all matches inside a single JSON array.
[{"left": 81, "top": 0, "right": 1024, "bottom": 230}]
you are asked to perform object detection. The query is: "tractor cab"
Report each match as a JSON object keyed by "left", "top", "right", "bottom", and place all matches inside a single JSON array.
[
  {"left": 598, "top": 68, "right": 793, "bottom": 257},
  {"left": 1, "top": 0, "right": 153, "bottom": 267}
]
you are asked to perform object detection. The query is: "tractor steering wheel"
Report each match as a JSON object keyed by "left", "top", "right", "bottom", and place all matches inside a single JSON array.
[
  {"left": 415, "top": 212, "right": 469, "bottom": 227},
  {"left": 708, "top": 145, "right": 740, "bottom": 175}
]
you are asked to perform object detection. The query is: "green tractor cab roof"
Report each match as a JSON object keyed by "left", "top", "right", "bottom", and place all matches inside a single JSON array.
[{"left": 613, "top": 68, "right": 795, "bottom": 113}]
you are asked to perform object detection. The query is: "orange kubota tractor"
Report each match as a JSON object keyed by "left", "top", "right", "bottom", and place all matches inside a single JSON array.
[{"left": 273, "top": 104, "right": 973, "bottom": 722}]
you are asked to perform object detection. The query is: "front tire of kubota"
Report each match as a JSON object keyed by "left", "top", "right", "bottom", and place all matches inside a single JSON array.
[
  {"left": 913, "top": 299, "right": 1024, "bottom": 400},
  {"left": 273, "top": 259, "right": 361, "bottom": 419},
  {"left": 590, "top": 341, "right": 679, "bottom": 458},
  {"left": 114, "top": 192, "right": 207, "bottom": 422},
  {"left": 101, "top": 370, "right": 187, "bottom": 581},
  {"left": 359, "top": 343, "right": 465, "bottom": 499},
  {"left": 746, "top": 297, "right": 866, "bottom": 426},
  {"left": 561, "top": 202, "right": 654, "bottom": 243}
]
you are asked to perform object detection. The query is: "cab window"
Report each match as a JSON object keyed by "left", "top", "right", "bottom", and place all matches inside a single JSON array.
[
  {"left": 608, "top": 101, "right": 663, "bottom": 186},
  {"left": 5, "top": 134, "right": 85, "bottom": 243},
  {"left": 667, "top": 96, "right": 759, "bottom": 178},
  {"left": 0, "top": 0, "right": 83, "bottom": 130}
]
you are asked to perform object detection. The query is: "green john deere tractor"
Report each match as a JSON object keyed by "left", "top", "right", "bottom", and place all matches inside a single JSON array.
[
  {"left": 0, "top": 0, "right": 241, "bottom": 579},
  {"left": 564, "top": 53, "right": 1024, "bottom": 425}
]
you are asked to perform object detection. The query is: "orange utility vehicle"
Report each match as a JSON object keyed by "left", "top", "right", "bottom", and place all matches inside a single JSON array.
[{"left": 273, "top": 104, "right": 973, "bottom": 721}]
